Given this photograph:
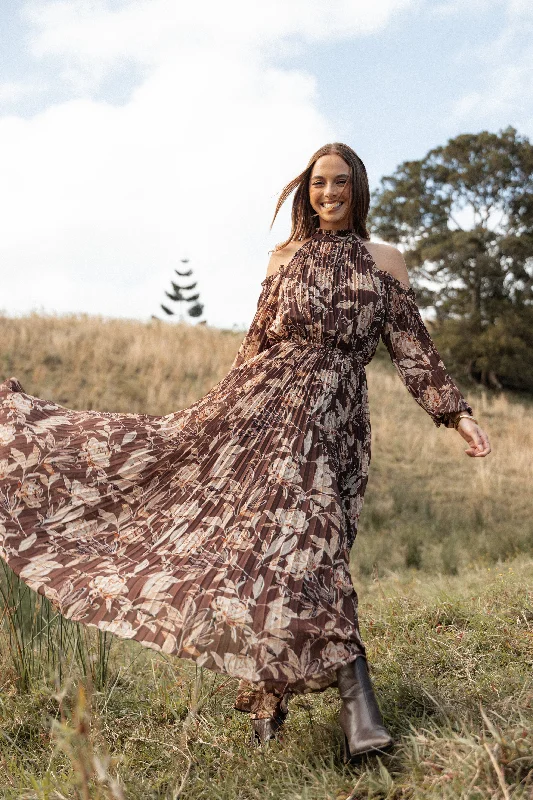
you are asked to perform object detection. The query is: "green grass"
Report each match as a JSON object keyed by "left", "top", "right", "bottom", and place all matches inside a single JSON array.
[
  {"left": 0, "top": 558, "right": 531, "bottom": 799},
  {"left": 0, "top": 564, "right": 114, "bottom": 695}
]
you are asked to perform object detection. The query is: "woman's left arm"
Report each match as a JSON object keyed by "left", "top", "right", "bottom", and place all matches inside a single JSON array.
[{"left": 380, "top": 272, "right": 491, "bottom": 458}]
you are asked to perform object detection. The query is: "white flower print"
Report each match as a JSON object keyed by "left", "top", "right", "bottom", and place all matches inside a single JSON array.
[
  {"left": 268, "top": 456, "right": 302, "bottom": 486},
  {"left": 90, "top": 573, "right": 128, "bottom": 600},
  {"left": 212, "top": 596, "right": 251, "bottom": 628},
  {"left": 333, "top": 565, "right": 354, "bottom": 595},
  {"left": 224, "top": 526, "right": 254, "bottom": 551},
  {"left": 223, "top": 653, "right": 257, "bottom": 680},
  {"left": 272, "top": 507, "right": 308, "bottom": 536},
  {"left": 0, "top": 459, "right": 15, "bottom": 480},
  {"left": 104, "top": 619, "right": 135, "bottom": 638},
  {"left": 71, "top": 480, "right": 101, "bottom": 506},
  {"left": 19, "top": 559, "right": 63, "bottom": 584},
  {"left": 82, "top": 437, "right": 111, "bottom": 468},
  {"left": 141, "top": 572, "right": 178, "bottom": 601},
  {"left": 287, "top": 548, "right": 322, "bottom": 579},
  {"left": 16, "top": 480, "right": 43, "bottom": 508},
  {"left": 7, "top": 393, "right": 33, "bottom": 415},
  {"left": 322, "top": 641, "right": 351, "bottom": 667},
  {"left": 0, "top": 424, "right": 17, "bottom": 447}
]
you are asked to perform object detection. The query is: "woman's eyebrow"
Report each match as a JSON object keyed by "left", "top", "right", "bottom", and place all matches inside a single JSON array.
[{"left": 311, "top": 173, "right": 350, "bottom": 179}]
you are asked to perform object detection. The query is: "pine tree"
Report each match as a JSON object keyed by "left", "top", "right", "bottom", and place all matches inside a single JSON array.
[{"left": 159, "top": 259, "right": 205, "bottom": 323}]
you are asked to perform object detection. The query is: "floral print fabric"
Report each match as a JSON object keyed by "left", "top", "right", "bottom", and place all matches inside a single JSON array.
[{"left": 0, "top": 229, "right": 473, "bottom": 700}]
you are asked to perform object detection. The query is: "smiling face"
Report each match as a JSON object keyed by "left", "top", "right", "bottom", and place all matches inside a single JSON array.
[{"left": 309, "top": 153, "right": 353, "bottom": 230}]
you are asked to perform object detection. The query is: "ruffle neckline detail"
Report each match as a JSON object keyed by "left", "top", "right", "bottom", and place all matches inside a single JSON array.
[
  {"left": 314, "top": 228, "right": 415, "bottom": 296},
  {"left": 313, "top": 228, "right": 359, "bottom": 238}
]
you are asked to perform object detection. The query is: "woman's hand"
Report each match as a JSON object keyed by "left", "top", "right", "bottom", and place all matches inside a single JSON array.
[{"left": 455, "top": 416, "right": 491, "bottom": 457}]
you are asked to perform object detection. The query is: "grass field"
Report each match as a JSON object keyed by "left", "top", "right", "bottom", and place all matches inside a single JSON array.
[
  {"left": 1, "top": 560, "right": 531, "bottom": 799},
  {"left": 0, "top": 313, "right": 531, "bottom": 798}
]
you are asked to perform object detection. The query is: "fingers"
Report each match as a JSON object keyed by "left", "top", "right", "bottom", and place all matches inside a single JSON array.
[
  {"left": 480, "top": 430, "right": 491, "bottom": 455},
  {"left": 464, "top": 427, "right": 491, "bottom": 457},
  {"left": 455, "top": 419, "right": 491, "bottom": 457}
]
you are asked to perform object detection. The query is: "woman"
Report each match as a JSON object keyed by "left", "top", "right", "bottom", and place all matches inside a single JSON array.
[{"left": 0, "top": 142, "right": 490, "bottom": 762}]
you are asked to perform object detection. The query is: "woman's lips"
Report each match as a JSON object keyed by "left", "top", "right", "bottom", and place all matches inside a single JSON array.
[{"left": 321, "top": 202, "right": 343, "bottom": 210}]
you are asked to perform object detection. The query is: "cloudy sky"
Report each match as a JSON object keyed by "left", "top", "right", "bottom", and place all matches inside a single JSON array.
[{"left": 1, "top": 0, "right": 532, "bottom": 328}]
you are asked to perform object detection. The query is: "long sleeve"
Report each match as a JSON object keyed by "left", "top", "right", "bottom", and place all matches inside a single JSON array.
[
  {"left": 380, "top": 272, "right": 474, "bottom": 428},
  {"left": 230, "top": 272, "right": 281, "bottom": 371}
]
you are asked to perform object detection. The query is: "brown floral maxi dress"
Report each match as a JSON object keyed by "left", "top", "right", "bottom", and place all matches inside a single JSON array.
[{"left": 0, "top": 229, "right": 473, "bottom": 717}]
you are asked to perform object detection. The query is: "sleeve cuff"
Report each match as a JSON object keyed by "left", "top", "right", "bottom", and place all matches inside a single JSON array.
[{"left": 432, "top": 403, "right": 474, "bottom": 429}]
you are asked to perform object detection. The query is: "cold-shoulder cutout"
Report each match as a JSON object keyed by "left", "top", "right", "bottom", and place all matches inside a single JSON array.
[
  {"left": 264, "top": 238, "right": 313, "bottom": 282},
  {"left": 373, "top": 264, "right": 417, "bottom": 298},
  {"left": 355, "top": 238, "right": 415, "bottom": 296}
]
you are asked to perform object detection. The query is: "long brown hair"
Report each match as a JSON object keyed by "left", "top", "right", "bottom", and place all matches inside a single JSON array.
[{"left": 270, "top": 142, "right": 370, "bottom": 250}]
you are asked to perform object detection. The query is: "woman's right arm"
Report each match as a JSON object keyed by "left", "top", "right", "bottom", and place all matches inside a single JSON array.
[
  {"left": 231, "top": 240, "right": 307, "bottom": 370},
  {"left": 229, "top": 265, "right": 281, "bottom": 371}
]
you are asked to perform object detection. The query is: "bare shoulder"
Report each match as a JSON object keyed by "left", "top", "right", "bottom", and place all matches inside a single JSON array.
[
  {"left": 266, "top": 237, "right": 312, "bottom": 279},
  {"left": 361, "top": 240, "right": 411, "bottom": 287}
]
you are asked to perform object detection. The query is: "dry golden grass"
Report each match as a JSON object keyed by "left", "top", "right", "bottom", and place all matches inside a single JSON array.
[
  {"left": 361, "top": 357, "right": 533, "bottom": 576},
  {"left": 0, "top": 313, "right": 240, "bottom": 415}
]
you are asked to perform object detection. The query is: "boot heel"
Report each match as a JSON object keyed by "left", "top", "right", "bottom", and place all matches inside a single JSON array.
[
  {"left": 343, "top": 729, "right": 392, "bottom": 763},
  {"left": 337, "top": 657, "right": 393, "bottom": 760},
  {"left": 343, "top": 732, "right": 351, "bottom": 764},
  {"left": 251, "top": 714, "right": 286, "bottom": 746}
]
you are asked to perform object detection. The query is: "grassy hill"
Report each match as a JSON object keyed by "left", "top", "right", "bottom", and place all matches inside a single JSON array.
[
  {"left": 1, "top": 312, "right": 530, "bottom": 574},
  {"left": 0, "top": 313, "right": 531, "bottom": 798}
]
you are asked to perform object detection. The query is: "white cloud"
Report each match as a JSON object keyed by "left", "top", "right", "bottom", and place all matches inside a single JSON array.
[
  {"left": 25, "top": 0, "right": 414, "bottom": 58},
  {"left": 0, "top": 80, "right": 36, "bottom": 104},
  {"left": 1, "top": 0, "right": 413, "bottom": 327}
]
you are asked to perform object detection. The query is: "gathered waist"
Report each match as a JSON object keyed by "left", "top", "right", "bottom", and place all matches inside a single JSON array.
[{"left": 266, "top": 337, "right": 366, "bottom": 369}]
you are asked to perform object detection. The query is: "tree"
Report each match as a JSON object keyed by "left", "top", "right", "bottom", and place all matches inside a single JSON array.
[
  {"left": 160, "top": 259, "right": 205, "bottom": 322},
  {"left": 371, "top": 126, "right": 533, "bottom": 390}
]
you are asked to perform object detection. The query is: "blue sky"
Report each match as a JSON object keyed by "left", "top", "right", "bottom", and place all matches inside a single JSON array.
[
  {"left": 0, "top": 0, "right": 531, "bottom": 328},
  {"left": 289, "top": 3, "right": 511, "bottom": 177}
]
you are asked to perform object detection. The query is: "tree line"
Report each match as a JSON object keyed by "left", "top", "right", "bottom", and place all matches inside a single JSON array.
[{"left": 371, "top": 125, "right": 533, "bottom": 392}]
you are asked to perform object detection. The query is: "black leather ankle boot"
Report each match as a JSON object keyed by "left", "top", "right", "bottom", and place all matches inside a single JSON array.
[
  {"left": 250, "top": 692, "right": 290, "bottom": 745},
  {"left": 251, "top": 714, "right": 284, "bottom": 745},
  {"left": 337, "top": 656, "right": 393, "bottom": 761}
]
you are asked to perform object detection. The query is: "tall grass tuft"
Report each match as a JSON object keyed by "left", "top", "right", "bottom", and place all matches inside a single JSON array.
[
  {"left": 0, "top": 562, "right": 113, "bottom": 693},
  {"left": 76, "top": 628, "right": 115, "bottom": 692}
]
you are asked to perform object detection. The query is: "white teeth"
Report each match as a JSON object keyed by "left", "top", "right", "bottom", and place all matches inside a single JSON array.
[{"left": 322, "top": 202, "right": 342, "bottom": 209}]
